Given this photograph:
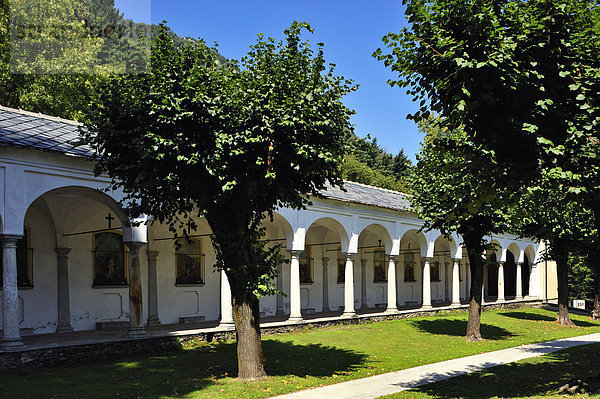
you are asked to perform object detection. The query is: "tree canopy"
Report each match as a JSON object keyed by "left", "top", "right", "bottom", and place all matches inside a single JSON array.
[{"left": 82, "top": 21, "right": 356, "bottom": 380}]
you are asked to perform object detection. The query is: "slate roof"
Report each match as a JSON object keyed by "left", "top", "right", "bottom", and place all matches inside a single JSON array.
[
  {"left": 0, "top": 105, "right": 414, "bottom": 212},
  {"left": 0, "top": 105, "right": 93, "bottom": 157},
  {"left": 319, "top": 181, "right": 413, "bottom": 212}
]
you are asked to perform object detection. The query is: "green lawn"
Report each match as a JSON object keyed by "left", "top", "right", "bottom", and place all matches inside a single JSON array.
[
  {"left": 1, "top": 307, "right": 599, "bottom": 399},
  {"left": 384, "top": 342, "right": 600, "bottom": 399}
]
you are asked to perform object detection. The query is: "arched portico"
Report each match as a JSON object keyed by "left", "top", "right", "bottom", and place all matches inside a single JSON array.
[
  {"left": 303, "top": 216, "right": 354, "bottom": 318},
  {"left": 357, "top": 223, "right": 395, "bottom": 312}
]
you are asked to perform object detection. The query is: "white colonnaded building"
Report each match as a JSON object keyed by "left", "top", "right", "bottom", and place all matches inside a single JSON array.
[{"left": 0, "top": 105, "right": 556, "bottom": 350}]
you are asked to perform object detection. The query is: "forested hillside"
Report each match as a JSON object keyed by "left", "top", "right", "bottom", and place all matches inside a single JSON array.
[{"left": 0, "top": 0, "right": 412, "bottom": 193}]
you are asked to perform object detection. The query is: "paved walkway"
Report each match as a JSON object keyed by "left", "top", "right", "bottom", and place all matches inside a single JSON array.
[{"left": 274, "top": 332, "right": 600, "bottom": 399}]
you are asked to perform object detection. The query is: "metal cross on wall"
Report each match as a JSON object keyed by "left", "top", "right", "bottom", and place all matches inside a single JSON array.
[{"left": 106, "top": 213, "right": 114, "bottom": 230}]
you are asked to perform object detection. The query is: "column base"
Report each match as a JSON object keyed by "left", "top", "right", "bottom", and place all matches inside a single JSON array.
[
  {"left": 56, "top": 325, "right": 74, "bottom": 333},
  {"left": 421, "top": 304, "right": 433, "bottom": 310},
  {"left": 1, "top": 338, "right": 25, "bottom": 350},
  {"left": 384, "top": 307, "right": 398, "bottom": 314},
  {"left": 127, "top": 327, "right": 148, "bottom": 337},
  {"left": 218, "top": 321, "right": 235, "bottom": 329},
  {"left": 287, "top": 316, "right": 303, "bottom": 323},
  {"left": 498, "top": 297, "right": 506, "bottom": 302},
  {"left": 342, "top": 311, "right": 357, "bottom": 318},
  {"left": 147, "top": 318, "right": 162, "bottom": 326}
]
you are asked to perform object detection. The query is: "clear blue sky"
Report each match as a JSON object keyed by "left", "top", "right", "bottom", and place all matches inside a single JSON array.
[{"left": 115, "top": 0, "right": 422, "bottom": 161}]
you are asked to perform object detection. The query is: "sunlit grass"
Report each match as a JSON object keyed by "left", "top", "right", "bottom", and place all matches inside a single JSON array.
[
  {"left": 384, "top": 342, "right": 600, "bottom": 398},
  {"left": 1, "top": 307, "right": 599, "bottom": 399}
]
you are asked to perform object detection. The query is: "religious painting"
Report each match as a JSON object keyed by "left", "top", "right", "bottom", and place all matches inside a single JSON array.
[
  {"left": 93, "top": 231, "right": 127, "bottom": 286},
  {"left": 431, "top": 259, "right": 441, "bottom": 281},
  {"left": 404, "top": 252, "right": 416, "bottom": 282},
  {"left": 299, "top": 246, "right": 313, "bottom": 283},
  {"left": 373, "top": 249, "right": 386, "bottom": 282},
  {"left": 0, "top": 226, "right": 33, "bottom": 287},
  {"left": 337, "top": 246, "right": 345, "bottom": 283},
  {"left": 175, "top": 238, "right": 204, "bottom": 285}
]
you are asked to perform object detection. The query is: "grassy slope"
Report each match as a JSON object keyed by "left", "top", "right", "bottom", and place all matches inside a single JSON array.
[
  {"left": 1, "top": 307, "right": 599, "bottom": 399},
  {"left": 385, "top": 342, "right": 600, "bottom": 398}
]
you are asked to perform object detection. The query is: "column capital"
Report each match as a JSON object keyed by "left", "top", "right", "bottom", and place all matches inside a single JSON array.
[
  {"left": 516, "top": 261, "right": 523, "bottom": 266},
  {"left": 321, "top": 256, "right": 329, "bottom": 264},
  {"left": 360, "top": 258, "right": 368, "bottom": 266},
  {"left": 451, "top": 258, "right": 461, "bottom": 263},
  {"left": 341, "top": 252, "right": 356, "bottom": 261},
  {"left": 288, "top": 249, "right": 302, "bottom": 258},
  {"left": 1, "top": 235, "right": 22, "bottom": 246},
  {"left": 497, "top": 260, "right": 505, "bottom": 266},
  {"left": 56, "top": 247, "right": 72, "bottom": 257},
  {"left": 125, "top": 241, "right": 146, "bottom": 251},
  {"left": 147, "top": 249, "right": 160, "bottom": 260}
]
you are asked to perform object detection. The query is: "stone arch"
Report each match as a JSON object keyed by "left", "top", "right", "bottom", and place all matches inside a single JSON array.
[
  {"left": 358, "top": 223, "right": 393, "bottom": 254},
  {"left": 306, "top": 217, "right": 351, "bottom": 253},
  {"left": 267, "top": 211, "right": 294, "bottom": 251}
]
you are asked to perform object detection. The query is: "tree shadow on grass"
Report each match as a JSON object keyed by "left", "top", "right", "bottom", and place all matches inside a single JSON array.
[
  {"left": 0, "top": 339, "right": 368, "bottom": 399},
  {"left": 500, "top": 311, "right": 599, "bottom": 327},
  {"left": 402, "top": 342, "right": 600, "bottom": 398},
  {"left": 410, "top": 319, "right": 514, "bottom": 340}
]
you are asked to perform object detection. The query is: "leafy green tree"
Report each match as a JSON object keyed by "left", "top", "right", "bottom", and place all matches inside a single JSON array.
[
  {"left": 410, "top": 118, "right": 512, "bottom": 341},
  {"left": 376, "top": 0, "right": 600, "bottom": 325},
  {"left": 81, "top": 22, "right": 355, "bottom": 380},
  {"left": 569, "top": 253, "right": 594, "bottom": 306}
]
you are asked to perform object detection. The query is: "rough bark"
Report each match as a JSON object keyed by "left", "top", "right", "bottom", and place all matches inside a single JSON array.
[
  {"left": 464, "top": 236, "right": 484, "bottom": 342},
  {"left": 232, "top": 292, "right": 266, "bottom": 380},
  {"left": 206, "top": 211, "right": 268, "bottom": 381},
  {"left": 466, "top": 248, "right": 484, "bottom": 342},
  {"left": 555, "top": 248, "right": 575, "bottom": 326},
  {"left": 592, "top": 249, "right": 600, "bottom": 320}
]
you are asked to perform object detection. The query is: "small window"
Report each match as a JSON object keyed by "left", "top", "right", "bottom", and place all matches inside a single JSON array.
[
  {"left": 337, "top": 246, "right": 345, "bottom": 283},
  {"left": 93, "top": 231, "right": 127, "bottom": 286},
  {"left": 0, "top": 226, "right": 33, "bottom": 288},
  {"left": 175, "top": 238, "right": 204, "bottom": 285},
  {"left": 299, "top": 246, "right": 313, "bottom": 283},
  {"left": 373, "top": 249, "right": 387, "bottom": 282},
  {"left": 404, "top": 252, "right": 416, "bottom": 282}
]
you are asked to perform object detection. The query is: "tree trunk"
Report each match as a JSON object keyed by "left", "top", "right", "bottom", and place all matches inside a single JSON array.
[
  {"left": 232, "top": 291, "right": 267, "bottom": 380},
  {"left": 466, "top": 248, "right": 484, "bottom": 342},
  {"left": 592, "top": 249, "right": 600, "bottom": 320},
  {"left": 464, "top": 236, "right": 485, "bottom": 342},
  {"left": 205, "top": 212, "right": 268, "bottom": 381},
  {"left": 555, "top": 248, "right": 574, "bottom": 326}
]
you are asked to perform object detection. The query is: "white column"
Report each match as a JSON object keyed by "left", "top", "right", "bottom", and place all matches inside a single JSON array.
[
  {"left": 360, "top": 258, "right": 368, "bottom": 310},
  {"left": 126, "top": 242, "right": 146, "bottom": 336},
  {"left": 343, "top": 253, "right": 356, "bottom": 317},
  {"left": 1, "top": 235, "right": 24, "bottom": 349},
  {"left": 322, "top": 257, "right": 330, "bottom": 312},
  {"left": 288, "top": 251, "right": 302, "bottom": 322},
  {"left": 219, "top": 269, "right": 234, "bottom": 326},
  {"left": 422, "top": 257, "right": 432, "bottom": 309},
  {"left": 516, "top": 262, "right": 523, "bottom": 300},
  {"left": 56, "top": 247, "right": 73, "bottom": 332},
  {"left": 146, "top": 250, "right": 161, "bottom": 326},
  {"left": 498, "top": 261, "right": 505, "bottom": 301},
  {"left": 452, "top": 259, "right": 461, "bottom": 306},
  {"left": 385, "top": 256, "right": 398, "bottom": 313}
]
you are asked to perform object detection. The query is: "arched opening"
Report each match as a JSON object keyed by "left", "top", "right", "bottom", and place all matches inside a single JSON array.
[
  {"left": 504, "top": 250, "right": 517, "bottom": 298},
  {"left": 486, "top": 253, "right": 499, "bottom": 298},
  {"left": 13, "top": 186, "right": 130, "bottom": 334},
  {"left": 357, "top": 223, "right": 393, "bottom": 309},
  {"left": 304, "top": 217, "right": 351, "bottom": 314},
  {"left": 398, "top": 229, "right": 427, "bottom": 306},
  {"left": 433, "top": 235, "right": 452, "bottom": 303},
  {"left": 523, "top": 254, "right": 531, "bottom": 297}
]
